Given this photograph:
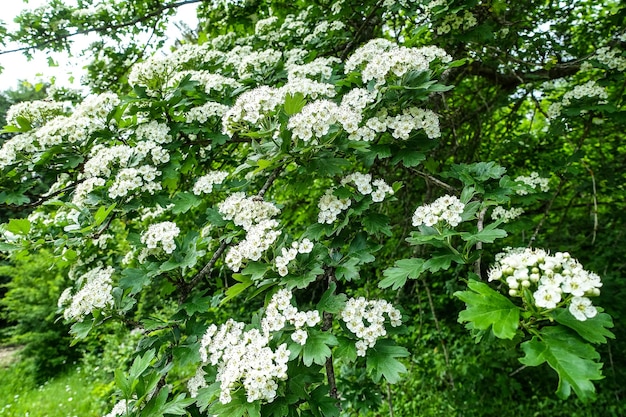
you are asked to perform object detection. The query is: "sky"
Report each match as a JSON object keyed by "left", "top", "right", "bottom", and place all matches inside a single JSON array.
[{"left": 0, "top": 0, "right": 198, "bottom": 91}]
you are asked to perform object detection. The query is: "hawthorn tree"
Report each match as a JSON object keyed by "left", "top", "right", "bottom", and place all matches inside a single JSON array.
[{"left": 1, "top": 1, "right": 625, "bottom": 416}]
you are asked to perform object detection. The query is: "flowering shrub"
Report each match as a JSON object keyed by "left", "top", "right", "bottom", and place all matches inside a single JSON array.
[{"left": 1, "top": 0, "right": 622, "bottom": 415}]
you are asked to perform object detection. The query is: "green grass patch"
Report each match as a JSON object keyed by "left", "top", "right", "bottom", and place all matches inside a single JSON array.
[{"left": 0, "top": 361, "right": 110, "bottom": 417}]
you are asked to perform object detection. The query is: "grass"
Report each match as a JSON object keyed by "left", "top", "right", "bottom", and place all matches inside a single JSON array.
[{"left": 0, "top": 359, "right": 111, "bottom": 417}]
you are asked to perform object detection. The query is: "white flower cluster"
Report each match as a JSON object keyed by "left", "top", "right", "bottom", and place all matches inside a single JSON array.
[
  {"left": 70, "top": 177, "right": 105, "bottom": 206},
  {"left": 595, "top": 46, "right": 626, "bottom": 72},
  {"left": 193, "top": 171, "right": 229, "bottom": 195},
  {"left": 0, "top": 93, "right": 119, "bottom": 168},
  {"left": 255, "top": 16, "right": 279, "bottom": 34},
  {"left": 274, "top": 238, "right": 314, "bottom": 276},
  {"left": 548, "top": 80, "right": 609, "bottom": 119},
  {"left": 341, "top": 172, "right": 394, "bottom": 202},
  {"left": 108, "top": 165, "right": 162, "bottom": 199},
  {"left": 385, "top": 107, "right": 441, "bottom": 140},
  {"left": 491, "top": 206, "right": 524, "bottom": 223},
  {"left": 185, "top": 102, "right": 229, "bottom": 123},
  {"left": 302, "top": 20, "right": 346, "bottom": 44},
  {"left": 514, "top": 172, "right": 550, "bottom": 195},
  {"left": 488, "top": 248, "right": 603, "bottom": 321},
  {"left": 5, "top": 100, "right": 65, "bottom": 127},
  {"left": 262, "top": 289, "right": 321, "bottom": 343},
  {"left": 341, "top": 297, "right": 402, "bottom": 356},
  {"left": 222, "top": 86, "right": 284, "bottom": 136},
  {"left": 436, "top": 11, "right": 478, "bottom": 35},
  {"left": 281, "top": 77, "right": 337, "bottom": 99},
  {"left": 345, "top": 38, "right": 452, "bottom": 87},
  {"left": 286, "top": 57, "right": 340, "bottom": 81},
  {"left": 102, "top": 399, "right": 128, "bottom": 417},
  {"left": 412, "top": 195, "right": 465, "bottom": 227},
  {"left": 288, "top": 99, "right": 341, "bottom": 142},
  {"left": 140, "top": 221, "right": 180, "bottom": 254},
  {"left": 197, "top": 321, "right": 289, "bottom": 404},
  {"left": 190, "top": 289, "right": 322, "bottom": 403},
  {"left": 58, "top": 266, "right": 115, "bottom": 321},
  {"left": 135, "top": 120, "right": 172, "bottom": 144},
  {"left": 346, "top": 106, "right": 441, "bottom": 142},
  {"left": 318, "top": 189, "right": 351, "bottom": 224},
  {"left": 236, "top": 49, "right": 283, "bottom": 79},
  {"left": 219, "top": 193, "right": 282, "bottom": 271},
  {"left": 128, "top": 55, "right": 179, "bottom": 97}
]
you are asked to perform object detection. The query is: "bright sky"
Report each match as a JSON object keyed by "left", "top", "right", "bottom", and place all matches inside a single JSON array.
[{"left": 0, "top": 0, "right": 198, "bottom": 91}]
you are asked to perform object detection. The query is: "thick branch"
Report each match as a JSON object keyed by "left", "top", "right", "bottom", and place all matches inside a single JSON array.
[
  {"left": 464, "top": 60, "right": 581, "bottom": 90},
  {"left": 1, "top": 0, "right": 203, "bottom": 56}
]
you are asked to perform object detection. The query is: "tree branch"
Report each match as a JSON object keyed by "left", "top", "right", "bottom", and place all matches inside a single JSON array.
[
  {"left": 463, "top": 60, "right": 582, "bottom": 90},
  {"left": 1, "top": 0, "right": 203, "bottom": 56},
  {"left": 180, "top": 165, "right": 283, "bottom": 302}
]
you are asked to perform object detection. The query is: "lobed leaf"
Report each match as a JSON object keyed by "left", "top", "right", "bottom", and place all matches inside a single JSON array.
[{"left": 454, "top": 279, "right": 520, "bottom": 339}]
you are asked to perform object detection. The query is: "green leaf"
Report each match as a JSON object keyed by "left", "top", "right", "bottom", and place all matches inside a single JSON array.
[
  {"left": 310, "top": 386, "right": 340, "bottom": 417},
  {"left": 221, "top": 274, "right": 253, "bottom": 305},
  {"left": 308, "top": 157, "right": 350, "bottom": 176},
  {"left": 392, "top": 150, "right": 426, "bottom": 167},
  {"left": 129, "top": 349, "right": 155, "bottom": 381},
  {"left": 362, "top": 212, "right": 392, "bottom": 236},
  {"left": 284, "top": 92, "right": 307, "bottom": 115},
  {"left": 335, "top": 257, "right": 360, "bottom": 281},
  {"left": 553, "top": 308, "right": 615, "bottom": 344},
  {"left": 423, "top": 253, "right": 465, "bottom": 273},
  {"left": 461, "top": 223, "right": 507, "bottom": 245},
  {"left": 241, "top": 261, "right": 269, "bottom": 281},
  {"left": 161, "top": 393, "right": 195, "bottom": 415},
  {"left": 115, "top": 368, "right": 132, "bottom": 398},
  {"left": 302, "top": 330, "right": 338, "bottom": 366},
  {"left": 454, "top": 279, "right": 520, "bottom": 339},
  {"left": 0, "top": 242, "right": 21, "bottom": 251},
  {"left": 120, "top": 268, "right": 151, "bottom": 295},
  {"left": 70, "top": 318, "right": 94, "bottom": 341},
  {"left": 93, "top": 203, "right": 116, "bottom": 226},
  {"left": 519, "top": 326, "right": 603, "bottom": 401},
  {"left": 6, "top": 218, "right": 30, "bottom": 235},
  {"left": 209, "top": 389, "right": 261, "bottom": 417},
  {"left": 316, "top": 282, "right": 347, "bottom": 314},
  {"left": 366, "top": 339, "right": 409, "bottom": 383},
  {"left": 172, "top": 192, "right": 202, "bottom": 214},
  {"left": 379, "top": 258, "right": 425, "bottom": 290}
]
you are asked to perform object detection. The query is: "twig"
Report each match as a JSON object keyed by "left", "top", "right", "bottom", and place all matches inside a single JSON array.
[
  {"left": 386, "top": 382, "right": 395, "bottom": 417},
  {"left": 321, "top": 268, "right": 339, "bottom": 401},
  {"left": 340, "top": 0, "right": 384, "bottom": 61},
  {"left": 180, "top": 165, "right": 283, "bottom": 302},
  {"left": 509, "top": 365, "right": 527, "bottom": 377},
  {"left": 410, "top": 169, "right": 457, "bottom": 193},
  {"left": 473, "top": 207, "right": 488, "bottom": 277},
  {"left": 258, "top": 166, "right": 282, "bottom": 198}
]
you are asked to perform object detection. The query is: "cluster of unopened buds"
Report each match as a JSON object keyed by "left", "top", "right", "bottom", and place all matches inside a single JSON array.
[{"left": 488, "top": 248, "right": 602, "bottom": 321}]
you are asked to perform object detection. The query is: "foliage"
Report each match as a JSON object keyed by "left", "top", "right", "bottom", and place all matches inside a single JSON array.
[
  {"left": 0, "top": 250, "right": 81, "bottom": 380},
  {"left": 0, "top": 0, "right": 625, "bottom": 416}
]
